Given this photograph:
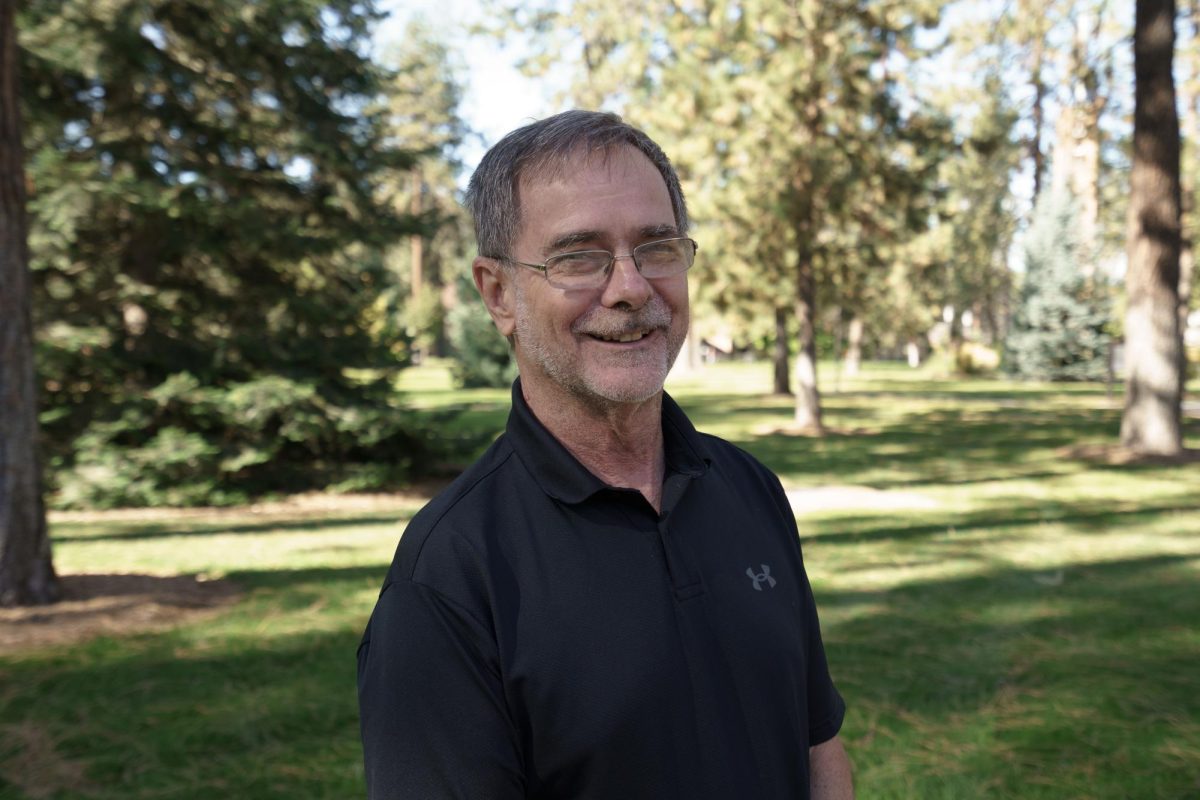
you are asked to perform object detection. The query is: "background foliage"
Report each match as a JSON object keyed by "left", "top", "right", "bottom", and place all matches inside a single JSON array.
[
  {"left": 1005, "top": 187, "right": 1113, "bottom": 380},
  {"left": 20, "top": 0, "right": 445, "bottom": 506},
  {"left": 10, "top": 0, "right": 1197, "bottom": 500}
]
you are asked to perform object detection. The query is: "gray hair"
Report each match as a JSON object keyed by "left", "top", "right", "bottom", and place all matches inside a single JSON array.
[{"left": 464, "top": 110, "right": 689, "bottom": 260}]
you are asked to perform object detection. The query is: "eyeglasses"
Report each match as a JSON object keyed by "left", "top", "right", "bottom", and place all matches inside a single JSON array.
[{"left": 499, "top": 237, "right": 698, "bottom": 290}]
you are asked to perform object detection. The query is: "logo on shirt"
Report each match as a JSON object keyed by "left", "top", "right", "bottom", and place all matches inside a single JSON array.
[{"left": 746, "top": 564, "right": 776, "bottom": 591}]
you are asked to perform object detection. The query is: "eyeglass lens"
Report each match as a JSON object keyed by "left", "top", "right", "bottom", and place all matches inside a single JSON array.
[{"left": 545, "top": 238, "right": 694, "bottom": 287}]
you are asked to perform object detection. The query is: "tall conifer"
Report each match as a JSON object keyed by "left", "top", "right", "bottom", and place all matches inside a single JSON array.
[{"left": 20, "top": 0, "right": 427, "bottom": 506}]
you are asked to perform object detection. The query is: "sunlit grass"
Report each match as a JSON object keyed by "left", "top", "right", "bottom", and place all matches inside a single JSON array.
[{"left": 2, "top": 361, "right": 1198, "bottom": 799}]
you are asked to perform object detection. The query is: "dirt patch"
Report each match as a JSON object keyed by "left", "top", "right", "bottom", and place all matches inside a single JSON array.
[
  {"left": 1057, "top": 443, "right": 1200, "bottom": 466},
  {"left": 753, "top": 423, "right": 878, "bottom": 438},
  {"left": 0, "top": 722, "right": 93, "bottom": 799},
  {"left": 0, "top": 573, "right": 242, "bottom": 653}
]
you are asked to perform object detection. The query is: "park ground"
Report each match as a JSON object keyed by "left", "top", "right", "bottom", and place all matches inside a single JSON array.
[{"left": 1, "top": 361, "right": 1199, "bottom": 799}]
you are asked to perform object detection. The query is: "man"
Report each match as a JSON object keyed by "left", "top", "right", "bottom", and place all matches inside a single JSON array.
[{"left": 357, "top": 110, "right": 853, "bottom": 799}]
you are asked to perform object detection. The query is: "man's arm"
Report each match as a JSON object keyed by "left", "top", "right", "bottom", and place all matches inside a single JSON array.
[
  {"left": 358, "top": 579, "right": 525, "bottom": 799},
  {"left": 810, "top": 735, "right": 854, "bottom": 800}
]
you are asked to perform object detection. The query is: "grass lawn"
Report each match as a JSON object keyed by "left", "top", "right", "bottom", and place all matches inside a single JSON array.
[{"left": 2, "top": 361, "right": 1198, "bottom": 799}]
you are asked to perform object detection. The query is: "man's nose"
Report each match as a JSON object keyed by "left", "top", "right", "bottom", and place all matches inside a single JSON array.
[{"left": 600, "top": 254, "right": 652, "bottom": 309}]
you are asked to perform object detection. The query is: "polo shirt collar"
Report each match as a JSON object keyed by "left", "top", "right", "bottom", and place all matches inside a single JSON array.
[{"left": 506, "top": 378, "right": 710, "bottom": 505}]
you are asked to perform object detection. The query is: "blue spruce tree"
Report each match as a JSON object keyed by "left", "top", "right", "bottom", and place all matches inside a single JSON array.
[{"left": 1005, "top": 188, "right": 1111, "bottom": 381}]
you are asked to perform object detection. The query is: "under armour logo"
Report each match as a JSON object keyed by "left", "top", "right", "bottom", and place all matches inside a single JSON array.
[{"left": 746, "top": 564, "right": 776, "bottom": 591}]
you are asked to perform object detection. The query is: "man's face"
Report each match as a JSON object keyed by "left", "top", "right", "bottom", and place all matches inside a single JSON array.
[{"left": 507, "top": 146, "right": 689, "bottom": 409}]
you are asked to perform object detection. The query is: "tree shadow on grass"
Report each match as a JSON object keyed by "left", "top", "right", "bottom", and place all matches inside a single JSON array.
[
  {"left": 671, "top": 391, "right": 1140, "bottom": 494},
  {"left": 725, "top": 404, "right": 1190, "bottom": 489},
  {"left": 0, "top": 564, "right": 395, "bottom": 656},
  {"left": 0, "top": 561, "right": 401, "bottom": 797},
  {"left": 0, "top": 623, "right": 371, "bottom": 799},
  {"left": 0, "top": 574, "right": 243, "bottom": 652},
  {"left": 2, "top": 555, "right": 1196, "bottom": 799},
  {"left": 803, "top": 495, "right": 1200, "bottom": 546},
  {"left": 819, "top": 553, "right": 1200, "bottom": 798},
  {"left": 224, "top": 564, "right": 388, "bottom": 591},
  {"left": 51, "top": 513, "right": 407, "bottom": 544}
]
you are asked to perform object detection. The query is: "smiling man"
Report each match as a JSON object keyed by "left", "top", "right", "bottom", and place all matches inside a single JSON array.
[{"left": 357, "top": 110, "right": 853, "bottom": 799}]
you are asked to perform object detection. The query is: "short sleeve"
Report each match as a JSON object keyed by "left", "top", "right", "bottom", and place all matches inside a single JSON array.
[
  {"left": 357, "top": 579, "right": 525, "bottom": 799},
  {"left": 763, "top": 468, "right": 846, "bottom": 746},
  {"left": 800, "top": 571, "right": 845, "bottom": 745}
]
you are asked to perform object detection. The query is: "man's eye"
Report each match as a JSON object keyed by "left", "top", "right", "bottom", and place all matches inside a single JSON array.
[
  {"left": 638, "top": 242, "right": 682, "bottom": 262},
  {"left": 552, "top": 252, "right": 608, "bottom": 272}
]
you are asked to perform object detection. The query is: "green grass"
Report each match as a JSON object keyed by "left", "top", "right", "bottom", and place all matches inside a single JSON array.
[{"left": 3, "top": 361, "right": 1198, "bottom": 799}]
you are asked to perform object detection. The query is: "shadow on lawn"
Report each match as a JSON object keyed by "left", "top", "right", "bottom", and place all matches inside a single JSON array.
[
  {"left": 677, "top": 383, "right": 1200, "bottom": 492},
  {"left": 725, "top": 405, "right": 1190, "bottom": 488},
  {"left": 804, "top": 495, "right": 1200, "bottom": 545},
  {"left": 51, "top": 512, "right": 408, "bottom": 544},
  {"left": 820, "top": 552, "right": 1200, "bottom": 797},
  {"left": 2, "top": 554, "right": 1196, "bottom": 799},
  {"left": 225, "top": 563, "right": 389, "bottom": 590},
  {"left": 0, "top": 625, "right": 370, "bottom": 799}
]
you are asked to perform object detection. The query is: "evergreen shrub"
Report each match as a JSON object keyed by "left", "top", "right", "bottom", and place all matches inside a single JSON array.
[
  {"left": 1004, "top": 189, "right": 1111, "bottom": 381},
  {"left": 447, "top": 278, "right": 516, "bottom": 388},
  {"left": 48, "top": 373, "right": 441, "bottom": 509}
]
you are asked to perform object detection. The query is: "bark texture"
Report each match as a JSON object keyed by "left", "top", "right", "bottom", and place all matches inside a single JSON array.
[
  {"left": 772, "top": 306, "right": 791, "bottom": 395},
  {"left": 409, "top": 169, "right": 423, "bottom": 301},
  {"left": 0, "top": 0, "right": 59, "bottom": 606},
  {"left": 1120, "top": 0, "right": 1185, "bottom": 455},
  {"left": 793, "top": 248, "right": 823, "bottom": 433},
  {"left": 1179, "top": 0, "right": 1198, "bottom": 347},
  {"left": 843, "top": 315, "right": 863, "bottom": 377}
]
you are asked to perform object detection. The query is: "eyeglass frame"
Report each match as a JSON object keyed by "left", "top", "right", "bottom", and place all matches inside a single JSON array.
[{"left": 489, "top": 236, "right": 699, "bottom": 290}]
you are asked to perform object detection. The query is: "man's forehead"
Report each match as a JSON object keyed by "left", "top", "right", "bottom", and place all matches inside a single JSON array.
[{"left": 518, "top": 143, "right": 660, "bottom": 192}]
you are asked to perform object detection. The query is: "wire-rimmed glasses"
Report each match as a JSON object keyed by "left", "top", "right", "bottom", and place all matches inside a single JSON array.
[{"left": 499, "top": 237, "right": 698, "bottom": 290}]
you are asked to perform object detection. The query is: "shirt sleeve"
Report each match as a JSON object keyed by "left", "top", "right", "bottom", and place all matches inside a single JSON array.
[
  {"left": 799, "top": 569, "right": 846, "bottom": 745},
  {"left": 763, "top": 469, "right": 846, "bottom": 746},
  {"left": 357, "top": 579, "right": 525, "bottom": 799}
]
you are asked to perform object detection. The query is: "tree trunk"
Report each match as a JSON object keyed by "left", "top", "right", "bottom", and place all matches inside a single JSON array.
[
  {"left": 843, "top": 314, "right": 863, "bottom": 377},
  {"left": 906, "top": 339, "right": 922, "bottom": 368},
  {"left": 1120, "top": 0, "right": 1184, "bottom": 455},
  {"left": 791, "top": 29, "right": 825, "bottom": 435},
  {"left": 410, "top": 169, "right": 424, "bottom": 301},
  {"left": 980, "top": 289, "right": 1000, "bottom": 345},
  {"left": 1179, "top": 0, "right": 1198, "bottom": 364},
  {"left": 793, "top": 246, "right": 823, "bottom": 433},
  {"left": 0, "top": 0, "right": 59, "bottom": 606},
  {"left": 772, "top": 306, "right": 791, "bottom": 395},
  {"left": 1029, "top": 30, "right": 1048, "bottom": 202},
  {"left": 948, "top": 306, "right": 964, "bottom": 368},
  {"left": 1182, "top": 240, "right": 1195, "bottom": 351}
]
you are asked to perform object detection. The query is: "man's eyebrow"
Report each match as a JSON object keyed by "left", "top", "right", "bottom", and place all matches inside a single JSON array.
[
  {"left": 545, "top": 230, "right": 605, "bottom": 254},
  {"left": 640, "top": 224, "right": 680, "bottom": 239},
  {"left": 544, "top": 224, "right": 682, "bottom": 255}
]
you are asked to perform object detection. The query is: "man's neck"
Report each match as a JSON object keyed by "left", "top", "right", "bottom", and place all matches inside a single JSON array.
[{"left": 520, "top": 379, "right": 667, "bottom": 513}]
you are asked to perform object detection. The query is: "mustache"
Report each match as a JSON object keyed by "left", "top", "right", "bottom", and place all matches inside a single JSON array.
[{"left": 573, "top": 299, "right": 672, "bottom": 338}]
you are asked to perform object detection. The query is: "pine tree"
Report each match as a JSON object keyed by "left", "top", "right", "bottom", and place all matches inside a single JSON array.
[
  {"left": 1005, "top": 188, "right": 1111, "bottom": 380},
  {"left": 1, "top": 0, "right": 59, "bottom": 606},
  {"left": 20, "top": 0, "right": 430, "bottom": 506},
  {"left": 1120, "top": 0, "right": 1184, "bottom": 454},
  {"left": 380, "top": 19, "right": 473, "bottom": 359}
]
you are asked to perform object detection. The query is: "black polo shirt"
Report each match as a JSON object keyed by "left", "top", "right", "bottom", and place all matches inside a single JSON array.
[{"left": 358, "top": 380, "right": 845, "bottom": 799}]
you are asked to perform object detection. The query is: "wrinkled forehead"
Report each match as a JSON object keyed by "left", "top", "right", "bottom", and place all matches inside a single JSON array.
[{"left": 515, "top": 143, "right": 661, "bottom": 204}]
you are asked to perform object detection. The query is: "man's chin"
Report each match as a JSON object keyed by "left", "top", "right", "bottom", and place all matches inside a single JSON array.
[{"left": 578, "top": 366, "right": 670, "bottom": 406}]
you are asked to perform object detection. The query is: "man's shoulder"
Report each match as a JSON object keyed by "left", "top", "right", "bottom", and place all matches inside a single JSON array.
[
  {"left": 388, "top": 433, "right": 521, "bottom": 583},
  {"left": 696, "top": 430, "right": 777, "bottom": 478},
  {"left": 692, "top": 429, "right": 793, "bottom": 510}
]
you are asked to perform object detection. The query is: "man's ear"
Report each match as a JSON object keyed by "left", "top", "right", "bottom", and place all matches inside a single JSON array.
[{"left": 472, "top": 256, "right": 517, "bottom": 338}]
